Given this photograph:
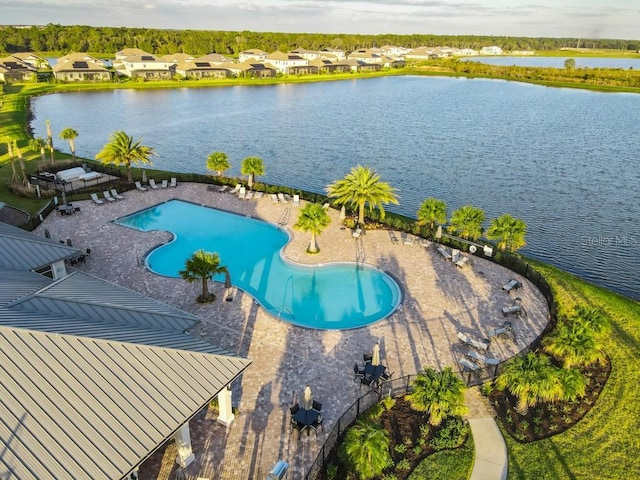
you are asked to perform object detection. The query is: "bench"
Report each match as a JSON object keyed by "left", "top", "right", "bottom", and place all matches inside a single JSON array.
[{"left": 502, "top": 279, "right": 522, "bottom": 293}]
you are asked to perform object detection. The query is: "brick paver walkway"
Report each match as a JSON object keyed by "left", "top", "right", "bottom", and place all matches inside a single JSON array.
[{"left": 37, "top": 183, "right": 548, "bottom": 480}]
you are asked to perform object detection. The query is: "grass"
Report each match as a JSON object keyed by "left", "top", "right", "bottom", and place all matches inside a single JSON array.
[
  {"left": 504, "top": 259, "right": 640, "bottom": 479},
  {"left": 408, "top": 434, "right": 474, "bottom": 480}
]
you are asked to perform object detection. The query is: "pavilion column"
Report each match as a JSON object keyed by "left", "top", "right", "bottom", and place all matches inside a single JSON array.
[
  {"left": 216, "top": 386, "right": 235, "bottom": 427},
  {"left": 174, "top": 423, "right": 195, "bottom": 468}
]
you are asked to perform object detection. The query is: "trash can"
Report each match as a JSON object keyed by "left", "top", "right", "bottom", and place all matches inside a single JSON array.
[{"left": 266, "top": 460, "right": 289, "bottom": 480}]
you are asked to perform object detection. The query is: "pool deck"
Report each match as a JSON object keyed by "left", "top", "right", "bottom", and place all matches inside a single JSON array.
[{"left": 37, "top": 183, "right": 549, "bottom": 480}]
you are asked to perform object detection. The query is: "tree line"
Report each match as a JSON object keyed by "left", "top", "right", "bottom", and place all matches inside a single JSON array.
[{"left": 0, "top": 24, "right": 638, "bottom": 57}]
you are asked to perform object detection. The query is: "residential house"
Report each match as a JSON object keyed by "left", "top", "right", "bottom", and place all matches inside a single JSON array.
[
  {"left": 0, "top": 221, "right": 251, "bottom": 479},
  {"left": 221, "top": 61, "right": 276, "bottom": 78},
  {"left": 175, "top": 59, "right": 230, "bottom": 79},
  {"left": 290, "top": 48, "right": 322, "bottom": 61},
  {"left": 342, "top": 58, "right": 382, "bottom": 73},
  {"left": 113, "top": 51, "right": 174, "bottom": 80},
  {"left": 10, "top": 52, "right": 50, "bottom": 69},
  {"left": 347, "top": 49, "right": 384, "bottom": 64},
  {"left": 405, "top": 47, "right": 438, "bottom": 60},
  {"left": 0, "top": 56, "right": 38, "bottom": 83},
  {"left": 480, "top": 46, "right": 503, "bottom": 55},
  {"left": 265, "top": 51, "right": 308, "bottom": 74},
  {"left": 308, "top": 58, "right": 350, "bottom": 74},
  {"left": 197, "top": 53, "right": 233, "bottom": 64},
  {"left": 115, "top": 47, "right": 149, "bottom": 60},
  {"left": 53, "top": 52, "right": 111, "bottom": 82},
  {"left": 238, "top": 49, "right": 268, "bottom": 63},
  {"left": 160, "top": 52, "right": 195, "bottom": 64},
  {"left": 319, "top": 48, "right": 346, "bottom": 60},
  {"left": 379, "top": 45, "right": 412, "bottom": 58}
]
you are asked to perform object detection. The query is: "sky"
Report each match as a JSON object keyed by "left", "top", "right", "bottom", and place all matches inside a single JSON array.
[{"left": 1, "top": 0, "right": 639, "bottom": 40}]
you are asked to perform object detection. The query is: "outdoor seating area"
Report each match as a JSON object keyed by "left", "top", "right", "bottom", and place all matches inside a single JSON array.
[
  {"left": 355, "top": 343, "right": 390, "bottom": 391},
  {"left": 290, "top": 386, "right": 324, "bottom": 438}
]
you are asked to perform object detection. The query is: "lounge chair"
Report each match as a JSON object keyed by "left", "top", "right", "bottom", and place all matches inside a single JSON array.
[
  {"left": 148, "top": 179, "right": 159, "bottom": 190},
  {"left": 245, "top": 191, "right": 254, "bottom": 200},
  {"left": 457, "top": 331, "right": 490, "bottom": 351},
  {"left": 437, "top": 246, "right": 452, "bottom": 260},
  {"left": 455, "top": 256, "right": 470, "bottom": 268},
  {"left": 270, "top": 194, "right": 279, "bottom": 204},
  {"left": 293, "top": 194, "right": 300, "bottom": 206},
  {"left": 253, "top": 191, "right": 263, "bottom": 199},
  {"left": 464, "top": 349, "right": 500, "bottom": 366},
  {"left": 277, "top": 193, "right": 287, "bottom": 203},
  {"left": 403, "top": 234, "right": 415, "bottom": 246},
  {"left": 160, "top": 179, "right": 168, "bottom": 188},
  {"left": 352, "top": 228, "right": 363, "bottom": 238},
  {"left": 388, "top": 231, "right": 399, "bottom": 244},
  {"left": 459, "top": 357, "right": 480, "bottom": 372},
  {"left": 238, "top": 186, "right": 246, "bottom": 199},
  {"left": 502, "top": 305, "right": 522, "bottom": 316},
  {"left": 489, "top": 321, "right": 514, "bottom": 340},
  {"left": 90, "top": 192, "right": 104, "bottom": 205},
  {"left": 218, "top": 185, "right": 229, "bottom": 193},
  {"left": 103, "top": 191, "right": 116, "bottom": 202},
  {"left": 169, "top": 177, "right": 177, "bottom": 187},
  {"left": 502, "top": 279, "right": 522, "bottom": 293},
  {"left": 135, "top": 181, "right": 147, "bottom": 192},
  {"left": 322, "top": 202, "right": 330, "bottom": 210},
  {"left": 110, "top": 189, "right": 124, "bottom": 200}
]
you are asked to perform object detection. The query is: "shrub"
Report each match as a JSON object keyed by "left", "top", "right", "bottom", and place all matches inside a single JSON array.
[
  {"left": 366, "top": 402, "right": 385, "bottom": 421},
  {"left": 382, "top": 395, "right": 396, "bottom": 411},
  {"left": 395, "top": 458, "right": 411, "bottom": 472},
  {"left": 394, "top": 443, "right": 407, "bottom": 455},
  {"left": 430, "top": 417, "right": 469, "bottom": 451},
  {"left": 326, "top": 463, "right": 338, "bottom": 480}
]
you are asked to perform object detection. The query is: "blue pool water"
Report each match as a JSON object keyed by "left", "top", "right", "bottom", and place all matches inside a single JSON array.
[{"left": 116, "top": 200, "right": 402, "bottom": 329}]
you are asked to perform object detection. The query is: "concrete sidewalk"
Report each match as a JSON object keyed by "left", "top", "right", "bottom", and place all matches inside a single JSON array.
[{"left": 466, "top": 388, "right": 508, "bottom": 480}]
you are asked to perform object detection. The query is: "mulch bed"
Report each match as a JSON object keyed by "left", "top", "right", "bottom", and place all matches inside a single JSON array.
[{"left": 489, "top": 360, "right": 611, "bottom": 442}]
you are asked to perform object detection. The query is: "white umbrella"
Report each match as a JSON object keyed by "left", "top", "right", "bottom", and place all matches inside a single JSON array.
[
  {"left": 303, "top": 385, "right": 313, "bottom": 410},
  {"left": 372, "top": 342, "right": 380, "bottom": 366},
  {"left": 142, "top": 170, "right": 147, "bottom": 183},
  {"left": 339, "top": 205, "right": 346, "bottom": 220}
]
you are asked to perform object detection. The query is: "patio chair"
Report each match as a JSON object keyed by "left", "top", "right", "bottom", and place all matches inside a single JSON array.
[
  {"left": 388, "top": 231, "right": 399, "bottom": 244},
  {"left": 277, "top": 193, "right": 287, "bottom": 203},
  {"left": 110, "top": 189, "right": 125, "bottom": 200},
  {"left": 360, "top": 375, "right": 374, "bottom": 389},
  {"left": 290, "top": 403, "right": 300, "bottom": 416},
  {"left": 90, "top": 192, "right": 104, "bottom": 205},
  {"left": 148, "top": 179, "right": 159, "bottom": 190},
  {"left": 270, "top": 194, "right": 279, "bottom": 204},
  {"left": 169, "top": 177, "right": 177, "bottom": 187},
  {"left": 352, "top": 228, "right": 362, "bottom": 238},
  {"left": 312, "top": 400, "right": 322, "bottom": 412},
  {"left": 103, "top": 191, "right": 116, "bottom": 202},
  {"left": 363, "top": 352, "right": 373, "bottom": 363},
  {"left": 66, "top": 238, "right": 73, "bottom": 247},
  {"left": 135, "top": 181, "right": 147, "bottom": 192},
  {"left": 455, "top": 256, "right": 470, "bottom": 268},
  {"left": 309, "top": 417, "right": 324, "bottom": 436},
  {"left": 381, "top": 371, "right": 394, "bottom": 382},
  {"left": 245, "top": 191, "right": 254, "bottom": 200},
  {"left": 459, "top": 357, "right": 480, "bottom": 372},
  {"left": 353, "top": 363, "right": 365, "bottom": 381},
  {"left": 161, "top": 179, "right": 168, "bottom": 188},
  {"left": 231, "top": 184, "right": 241, "bottom": 194},
  {"left": 293, "top": 194, "right": 300, "bottom": 206},
  {"left": 218, "top": 185, "right": 229, "bottom": 193}
]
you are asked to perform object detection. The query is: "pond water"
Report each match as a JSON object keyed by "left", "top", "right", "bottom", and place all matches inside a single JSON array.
[
  {"left": 464, "top": 56, "right": 640, "bottom": 69},
  {"left": 30, "top": 76, "right": 640, "bottom": 300}
]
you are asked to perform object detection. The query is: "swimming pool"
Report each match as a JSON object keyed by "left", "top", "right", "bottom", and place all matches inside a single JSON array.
[{"left": 116, "top": 200, "right": 402, "bottom": 329}]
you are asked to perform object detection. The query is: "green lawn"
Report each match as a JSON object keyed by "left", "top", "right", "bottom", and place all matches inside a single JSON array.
[
  {"left": 409, "top": 435, "right": 474, "bottom": 480},
  {"left": 505, "top": 260, "right": 640, "bottom": 479}
]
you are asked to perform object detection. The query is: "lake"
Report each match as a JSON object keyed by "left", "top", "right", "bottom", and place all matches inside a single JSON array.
[
  {"left": 465, "top": 56, "right": 640, "bottom": 69},
  {"left": 30, "top": 76, "right": 640, "bottom": 300}
]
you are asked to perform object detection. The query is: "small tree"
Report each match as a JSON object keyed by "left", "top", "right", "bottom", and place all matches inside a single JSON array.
[
  {"left": 59, "top": 127, "right": 79, "bottom": 160},
  {"left": 564, "top": 58, "right": 576, "bottom": 69},
  {"left": 448, "top": 205, "right": 485, "bottom": 241},
  {"left": 339, "top": 420, "right": 391, "bottom": 480},
  {"left": 293, "top": 203, "right": 331, "bottom": 253},
  {"left": 206, "top": 151, "right": 231, "bottom": 177},
  {"left": 416, "top": 197, "right": 447, "bottom": 236},
  {"left": 240, "top": 156, "right": 265, "bottom": 188},
  {"left": 95, "top": 131, "right": 155, "bottom": 183},
  {"left": 486, "top": 214, "right": 527, "bottom": 252},
  {"left": 405, "top": 366, "right": 467, "bottom": 426},
  {"left": 29, "top": 137, "right": 47, "bottom": 168},
  {"left": 45, "top": 119, "right": 55, "bottom": 165},
  {"left": 179, "top": 250, "right": 228, "bottom": 303}
]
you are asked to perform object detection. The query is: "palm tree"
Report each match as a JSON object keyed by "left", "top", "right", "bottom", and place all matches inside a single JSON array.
[
  {"left": 178, "top": 250, "right": 228, "bottom": 303},
  {"left": 543, "top": 320, "right": 606, "bottom": 369},
  {"left": 326, "top": 165, "right": 399, "bottom": 225},
  {"left": 95, "top": 131, "right": 155, "bottom": 183},
  {"left": 14, "top": 141, "right": 27, "bottom": 186},
  {"left": 574, "top": 305, "right": 609, "bottom": 335},
  {"left": 29, "top": 137, "right": 47, "bottom": 167},
  {"left": 486, "top": 214, "right": 527, "bottom": 252},
  {"left": 405, "top": 367, "right": 467, "bottom": 426},
  {"left": 45, "top": 119, "right": 54, "bottom": 165},
  {"left": 416, "top": 197, "right": 447, "bottom": 236},
  {"left": 206, "top": 151, "right": 231, "bottom": 177},
  {"left": 293, "top": 203, "right": 331, "bottom": 253},
  {"left": 59, "top": 127, "right": 79, "bottom": 160},
  {"left": 448, "top": 205, "right": 485, "bottom": 241},
  {"left": 495, "top": 353, "right": 564, "bottom": 415},
  {"left": 5, "top": 141, "right": 19, "bottom": 185},
  {"left": 339, "top": 420, "right": 391, "bottom": 480},
  {"left": 240, "top": 156, "right": 265, "bottom": 188}
]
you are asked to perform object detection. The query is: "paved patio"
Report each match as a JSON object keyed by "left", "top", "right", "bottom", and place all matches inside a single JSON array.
[{"left": 36, "top": 183, "right": 549, "bottom": 480}]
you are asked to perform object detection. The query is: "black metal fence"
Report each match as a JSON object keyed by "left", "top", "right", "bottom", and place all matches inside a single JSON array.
[{"left": 303, "top": 374, "right": 419, "bottom": 480}]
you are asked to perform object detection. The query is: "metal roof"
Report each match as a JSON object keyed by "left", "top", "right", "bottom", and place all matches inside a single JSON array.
[
  {"left": 0, "top": 223, "right": 251, "bottom": 479},
  {"left": 0, "top": 223, "right": 78, "bottom": 271},
  {"left": 0, "top": 326, "right": 251, "bottom": 480}
]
